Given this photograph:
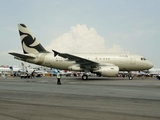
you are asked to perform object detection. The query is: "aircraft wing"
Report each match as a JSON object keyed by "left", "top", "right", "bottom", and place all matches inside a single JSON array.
[
  {"left": 52, "top": 50, "right": 98, "bottom": 69},
  {"left": 8, "top": 52, "right": 36, "bottom": 59}
]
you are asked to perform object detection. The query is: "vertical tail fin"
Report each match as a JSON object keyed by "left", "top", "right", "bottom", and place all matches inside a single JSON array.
[
  {"left": 9, "top": 66, "right": 13, "bottom": 71},
  {"left": 9, "top": 66, "right": 13, "bottom": 74},
  {"left": 18, "top": 24, "right": 48, "bottom": 54}
]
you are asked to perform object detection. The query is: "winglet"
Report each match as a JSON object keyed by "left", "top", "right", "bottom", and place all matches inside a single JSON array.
[{"left": 52, "top": 50, "right": 60, "bottom": 57}]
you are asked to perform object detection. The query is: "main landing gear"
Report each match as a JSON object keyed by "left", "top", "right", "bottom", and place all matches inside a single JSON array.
[
  {"left": 128, "top": 76, "right": 133, "bottom": 80},
  {"left": 82, "top": 74, "right": 88, "bottom": 80},
  {"left": 128, "top": 71, "right": 133, "bottom": 80},
  {"left": 81, "top": 72, "right": 134, "bottom": 80}
]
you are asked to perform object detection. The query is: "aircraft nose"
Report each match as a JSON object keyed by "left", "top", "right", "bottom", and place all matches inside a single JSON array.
[{"left": 147, "top": 61, "right": 153, "bottom": 69}]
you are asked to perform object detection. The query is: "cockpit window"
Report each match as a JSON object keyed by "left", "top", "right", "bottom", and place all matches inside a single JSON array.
[{"left": 141, "top": 58, "right": 146, "bottom": 61}]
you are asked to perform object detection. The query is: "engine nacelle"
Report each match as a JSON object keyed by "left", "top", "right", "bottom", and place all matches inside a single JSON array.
[
  {"left": 68, "top": 64, "right": 83, "bottom": 71},
  {"left": 94, "top": 66, "right": 119, "bottom": 77}
]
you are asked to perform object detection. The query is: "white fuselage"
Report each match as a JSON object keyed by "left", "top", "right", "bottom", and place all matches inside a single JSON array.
[
  {"left": 147, "top": 68, "right": 160, "bottom": 75},
  {"left": 22, "top": 53, "right": 153, "bottom": 71},
  {"left": 0, "top": 67, "right": 20, "bottom": 74}
]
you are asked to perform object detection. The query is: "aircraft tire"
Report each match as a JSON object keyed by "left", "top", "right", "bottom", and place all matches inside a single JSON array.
[
  {"left": 82, "top": 75, "right": 88, "bottom": 80},
  {"left": 129, "top": 76, "right": 133, "bottom": 80},
  {"left": 97, "top": 74, "right": 101, "bottom": 77},
  {"left": 156, "top": 76, "right": 160, "bottom": 80}
]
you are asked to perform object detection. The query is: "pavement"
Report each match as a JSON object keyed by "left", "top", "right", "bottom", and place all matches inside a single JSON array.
[{"left": 0, "top": 76, "right": 160, "bottom": 120}]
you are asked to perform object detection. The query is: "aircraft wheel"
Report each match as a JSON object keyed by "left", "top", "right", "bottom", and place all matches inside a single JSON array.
[
  {"left": 122, "top": 75, "right": 125, "bottom": 78},
  {"left": 129, "top": 76, "right": 133, "bottom": 80},
  {"left": 82, "top": 75, "right": 88, "bottom": 80},
  {"left": 97, "top": 74, "right": 101, "bottom": 77},
  {"left": 156, "top": 76, "right": 160, "bottom": 80}
]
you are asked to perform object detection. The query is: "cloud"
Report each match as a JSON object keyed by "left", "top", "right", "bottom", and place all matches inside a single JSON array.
[
  {"left": 107, "top": 44, "right": 125, "bottom": 53},
  {"left": 46, "top": 24, "right": 125, "bottom": 53}
]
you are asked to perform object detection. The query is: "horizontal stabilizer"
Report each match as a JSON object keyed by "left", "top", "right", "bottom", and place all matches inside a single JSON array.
[{"left": 8, "top": 52, "right": 36, "bottom": 59}]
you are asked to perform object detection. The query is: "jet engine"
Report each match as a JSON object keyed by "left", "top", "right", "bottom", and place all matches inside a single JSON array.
[
  {"left": 93, "top": 66, "right": 119, "bottom": 77},
  {"left": 68, "top": 64, "right": 83, "bottom": 71}
]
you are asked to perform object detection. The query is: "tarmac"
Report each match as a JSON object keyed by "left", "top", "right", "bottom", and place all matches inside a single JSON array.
[{"left": 0, "top": 76, "right": 160, "bottom": 120}]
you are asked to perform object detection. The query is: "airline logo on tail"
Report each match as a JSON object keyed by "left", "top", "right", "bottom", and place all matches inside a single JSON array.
[{"left": 18, "top": 24, "right": 48, "bottom": 54}]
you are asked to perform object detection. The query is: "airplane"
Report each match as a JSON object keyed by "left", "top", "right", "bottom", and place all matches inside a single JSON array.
[
  {"left": 144, "top": 68, "right": 160, "bottom": 80},
  {"left": 9, "top": 24, "right": 153, "bottom": 80},
  {"left": 20, "top": 62, "right": 36, "bottom": 78},
  {"left": 0, "top": 66, "right": 20, "bottom": 75},
  {"left": 0, "top": 63, "right": 36, "bottom": 78},
  {"left": 133, "top": 71, "right": 146, "bottom": 77},
  {"left": 146, "top": 68, "right": 160, "bottom": 76}
]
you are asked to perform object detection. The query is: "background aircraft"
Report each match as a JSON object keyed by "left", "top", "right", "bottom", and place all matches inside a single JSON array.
[
  {"left": 0, "top": 66, "right": 20, "bottom": 75},
  {"left": 20, "top": 63, "right": 35, "bottom": 78},
  {"left": 144, "top": 68, "right": 160, "bottom": 80},
  {"left": 146, "top": 68, "right": 160, "bottom": 76}
]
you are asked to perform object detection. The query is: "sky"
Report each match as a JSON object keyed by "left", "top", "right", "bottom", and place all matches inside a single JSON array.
[{"left": 0, "top": 0, "right": 160, "bottom": 68}]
